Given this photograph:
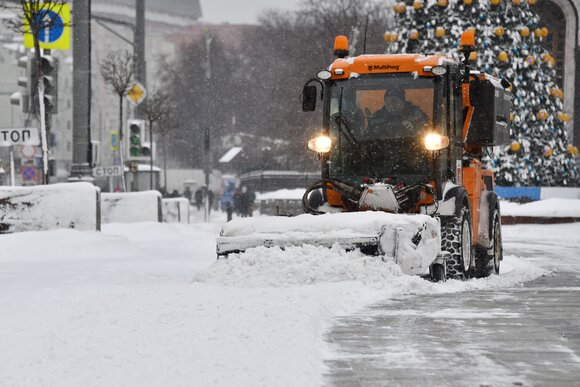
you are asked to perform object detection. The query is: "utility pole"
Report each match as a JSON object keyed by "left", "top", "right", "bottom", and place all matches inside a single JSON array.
[
  {"left": 203, "top": 30, "right": 212, "bottom": 222},
  {"left": 69, "top": 1, "right": 93, "bottom": 181},
  {"left": 132, "top": 0, "right": 146, "bottom": 188},
  {"left": 135, "top": 0, "right": 146, "bottom": 103}
]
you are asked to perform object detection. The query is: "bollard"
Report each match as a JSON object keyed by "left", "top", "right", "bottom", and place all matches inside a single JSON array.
[{"left": 226, "top": 202, "right": 233, "bottom": 222}]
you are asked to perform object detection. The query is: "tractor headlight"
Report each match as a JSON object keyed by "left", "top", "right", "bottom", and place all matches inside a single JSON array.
[
  {"left": 308, "top": 134, "right": 332, "bottom": 153},
  {"left": 424, "top": 132, "right": 450, "bottom": 150}
]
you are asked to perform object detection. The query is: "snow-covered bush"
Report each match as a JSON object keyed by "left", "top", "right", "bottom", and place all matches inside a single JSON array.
[
  {"left": 0, "top": 182, "right": 100, "bottom": 233},
  {"left": 101, "top": 191, "right": 162, "bottom": 223},
  {"left": 162, "top": 198, "right": 190, "bottom": 223}
]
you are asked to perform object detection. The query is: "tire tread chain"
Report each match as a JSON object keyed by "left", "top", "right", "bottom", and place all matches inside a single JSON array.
[{"left": 440, "top": 208, "right": 467, "bottom": 280}]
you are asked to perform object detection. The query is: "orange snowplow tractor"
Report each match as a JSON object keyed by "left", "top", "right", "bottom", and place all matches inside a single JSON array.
[{"left": 460, "top": 30, "right": 475, "bottom": 49}]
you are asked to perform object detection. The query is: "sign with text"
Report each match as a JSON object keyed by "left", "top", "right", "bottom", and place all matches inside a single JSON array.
[
  {"left": 0, "top": 128, "right": 40, "bottom": 147},
  {"left": 93, "top": 165, "right": 123, "bottom": 178}
]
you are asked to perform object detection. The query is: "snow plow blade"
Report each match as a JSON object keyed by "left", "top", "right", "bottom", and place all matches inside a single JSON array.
[{"left": 216, "top": 212, "right": 441, "bottom": 276}]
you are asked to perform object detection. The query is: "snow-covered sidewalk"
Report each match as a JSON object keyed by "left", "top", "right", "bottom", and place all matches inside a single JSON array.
[{"left": 0, "top": 207, "right": 560, "bottom": 386}]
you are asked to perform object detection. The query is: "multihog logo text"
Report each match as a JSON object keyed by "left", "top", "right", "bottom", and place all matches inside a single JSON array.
[{"left": 368, "top": 65, "right": 400, "bottom": 71}]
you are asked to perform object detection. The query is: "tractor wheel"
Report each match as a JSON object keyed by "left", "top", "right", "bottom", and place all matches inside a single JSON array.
[
  {"left": 440, "top": 205, "right": 473, "bottom": 280},
  {"left": 474, "top": 209, "right": 502, "bottom": 277}
]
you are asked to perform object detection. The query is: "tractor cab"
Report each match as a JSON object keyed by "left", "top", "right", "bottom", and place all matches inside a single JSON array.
[{"left": 303, "top": 33, "right": 510, "bottom": 209}]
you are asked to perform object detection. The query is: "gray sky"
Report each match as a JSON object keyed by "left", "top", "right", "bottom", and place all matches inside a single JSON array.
[{"left": 199, "top": 0, "right": 303, "bottom": 24}]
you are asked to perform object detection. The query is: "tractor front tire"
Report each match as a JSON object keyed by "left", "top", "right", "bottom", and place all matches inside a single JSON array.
[
  {"left": 440, "top": 206, "right": 473, "bottom": 280},
  {"left": 474, "top": 209, "right": 502, "bottom": 278}
]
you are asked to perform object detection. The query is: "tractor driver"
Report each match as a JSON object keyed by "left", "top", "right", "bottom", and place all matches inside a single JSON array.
[{"left": 367, "top": 88, "right": 428, "bottom": 139}]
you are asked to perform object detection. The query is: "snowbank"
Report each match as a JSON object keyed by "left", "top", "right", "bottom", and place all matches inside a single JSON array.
[
  {"left": 501, "top": 198, "right": 580, "bottom": 217},
  {"left": 0, "top": 182, "right": 100, "bottom": 233},
  {"left": 101, "top": 191, "right": 162, "bottom": 223},
  {"left": 162, "top": 198, "right": 190, "bottom": 223}
]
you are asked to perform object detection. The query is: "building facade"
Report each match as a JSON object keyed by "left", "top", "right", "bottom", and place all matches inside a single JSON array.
[{"left": 0, "top": 0, "right": 201, "bottom": 186}]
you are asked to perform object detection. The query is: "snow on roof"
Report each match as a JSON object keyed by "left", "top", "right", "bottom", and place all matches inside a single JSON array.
[
  {"left": 256, "top": 188, "right": 305, "bottom": 201},
  {"left": 219, "top": 147, "right": 243, "bottom": 163},
  {"left": 123, "top": 164, "right": 162, "bottom": 172}
]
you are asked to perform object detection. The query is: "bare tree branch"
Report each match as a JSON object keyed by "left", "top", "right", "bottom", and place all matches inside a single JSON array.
[
  {"left": 142, "top": 88, "right": 170, "bottom": 126},
  {"left": 4, "top": 0, "right": 69, "bottom": 34},
  {"left": 99, "top": 50, "right": 135, "bottom": 98}
]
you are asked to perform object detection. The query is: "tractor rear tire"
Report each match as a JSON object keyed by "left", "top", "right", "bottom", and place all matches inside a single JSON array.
[
  {"left": 440, "top": 205, "right": 473, "bottom": 280},
  {"left": 474, "top": 209, "right": 502, "bottom": 278}
]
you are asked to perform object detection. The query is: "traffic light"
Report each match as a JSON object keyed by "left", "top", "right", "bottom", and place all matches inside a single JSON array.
[
  {"left": 10, "top": 54, "right": 33, "bottom": 114},
  {"left": 10, "top": 53, "right": 58, "bottom": 116},
  {"left": 127, "top": 119, "right": 151, "bottom": 161},
  {"left": 39, "top": 54, "right": 58, "bottom": 114}
]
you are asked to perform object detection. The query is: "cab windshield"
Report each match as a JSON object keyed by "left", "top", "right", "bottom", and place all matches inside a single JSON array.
[{"left": 326, "top": 74, "right": 440, "bottom": 179}]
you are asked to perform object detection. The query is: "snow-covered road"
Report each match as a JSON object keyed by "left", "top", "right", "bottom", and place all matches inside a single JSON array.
[
  {"left": 0, "top": 210, "right": 577, "bottom": 387},
  {"left": 324, "top": 223, "right": 580, "bottom": 386}
]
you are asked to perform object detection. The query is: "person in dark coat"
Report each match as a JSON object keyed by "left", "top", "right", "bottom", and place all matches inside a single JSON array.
[
  {"left": 183, "top": 187, "right": 192, "bottom": 203},
  {"left": 194, "top": 189, "right": 203, "bottom": 211},
  {"left": 367, "top": 89, "right": 428, "bottom": 139}
]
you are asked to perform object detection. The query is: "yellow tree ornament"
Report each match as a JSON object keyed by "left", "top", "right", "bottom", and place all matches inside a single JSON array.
[
  {"left": 568, "top": 145, "right": 580, "bottom": 156},
  {"left": 525, "top": 55, "right": 535, "bottom": 65},
  {"left": 409, "top": 30, "right": 420, "bottom": 40},
  {"left": 536, "top": 110, "right": 548, "bottom": 120},
  {"left": 498, "top": 51, "right": 509, "bottom": 62},
  {"left": 495, "top": 27, "right": 505, "bottom": 37},
  {"left": 490, "top": 0, "right": 501, "bottom": 6},
  {"left": 393, "top": 3, "right": 407, "bottom": 14},
  {"left": 558, "top": 112, "right": 571, "bottom": 122},
  {"left": 550, "top": 87, "right": 564, "bottom": 99},
  {"left": 469, "top": 51, "right": 478, "bottom": 61},
  {"left": 512, "top": 0, "right": 521, "bottom": 4},
  {"left": 543, "top": 147, "right": 553, "bottom": 158},
  {"left": 510, "top": 142, "right": 521, "bottom": 152},
  {"left": 413, "top": 1, "right": 424, "bottom": 10},
  {"left": 519, "top": 27, "right": 530, "bottom": 37},
  {"left": 464, "top": 0, "right": 473, "bottom": 4},
  {"left": 438, "top": 0, "right": 449, "bottom": 7},
  {"left": 435, "top": 27, "right": 446, "bottom": 38},
  {"left": 528, "top": 0, "right": 537, "bottom": 5},
  {"left": 541, "top": 53, "right": 555, "bottom": 67}
]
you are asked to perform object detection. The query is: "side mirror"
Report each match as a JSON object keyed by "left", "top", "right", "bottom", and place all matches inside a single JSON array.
[{"left": 302, "top": 85, "right": 317, "bottom": 111}]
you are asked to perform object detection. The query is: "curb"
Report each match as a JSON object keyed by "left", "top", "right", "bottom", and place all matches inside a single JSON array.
[{"left": 501, "top": 216, "right": 580, "bottom": 225}]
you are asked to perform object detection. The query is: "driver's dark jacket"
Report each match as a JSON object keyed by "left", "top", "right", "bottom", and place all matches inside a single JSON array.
[{"left": 367, "top": 102, "right": 428, "bottom": 138}]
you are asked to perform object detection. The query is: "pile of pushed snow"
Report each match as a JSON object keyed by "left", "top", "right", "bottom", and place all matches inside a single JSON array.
[
  {"left": 193, "top": 244, "right": 406, "bottom": 287},
  {"left": 501, "top": 198, "right": 580, "bottom": 217},
  {"left": 194, "top": 244, "right": 547, "bottom": 291}
]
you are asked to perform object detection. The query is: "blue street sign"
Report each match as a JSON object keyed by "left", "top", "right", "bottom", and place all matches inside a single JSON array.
[
  {"left": 36, "top": 10, "right": 64, "bottom": 43},
  {"left": 111, "top": 131, "right": 119, "bottom": 151}
]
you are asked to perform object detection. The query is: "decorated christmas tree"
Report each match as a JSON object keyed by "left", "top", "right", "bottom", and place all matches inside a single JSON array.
[{"left": 385, "top": 0, "right": 578, "bottom": 186}]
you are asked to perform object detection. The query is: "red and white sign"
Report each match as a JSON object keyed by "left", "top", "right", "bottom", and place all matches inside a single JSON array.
[{"left": 20, "top": 145, "right": 37, "bottom": 159}]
